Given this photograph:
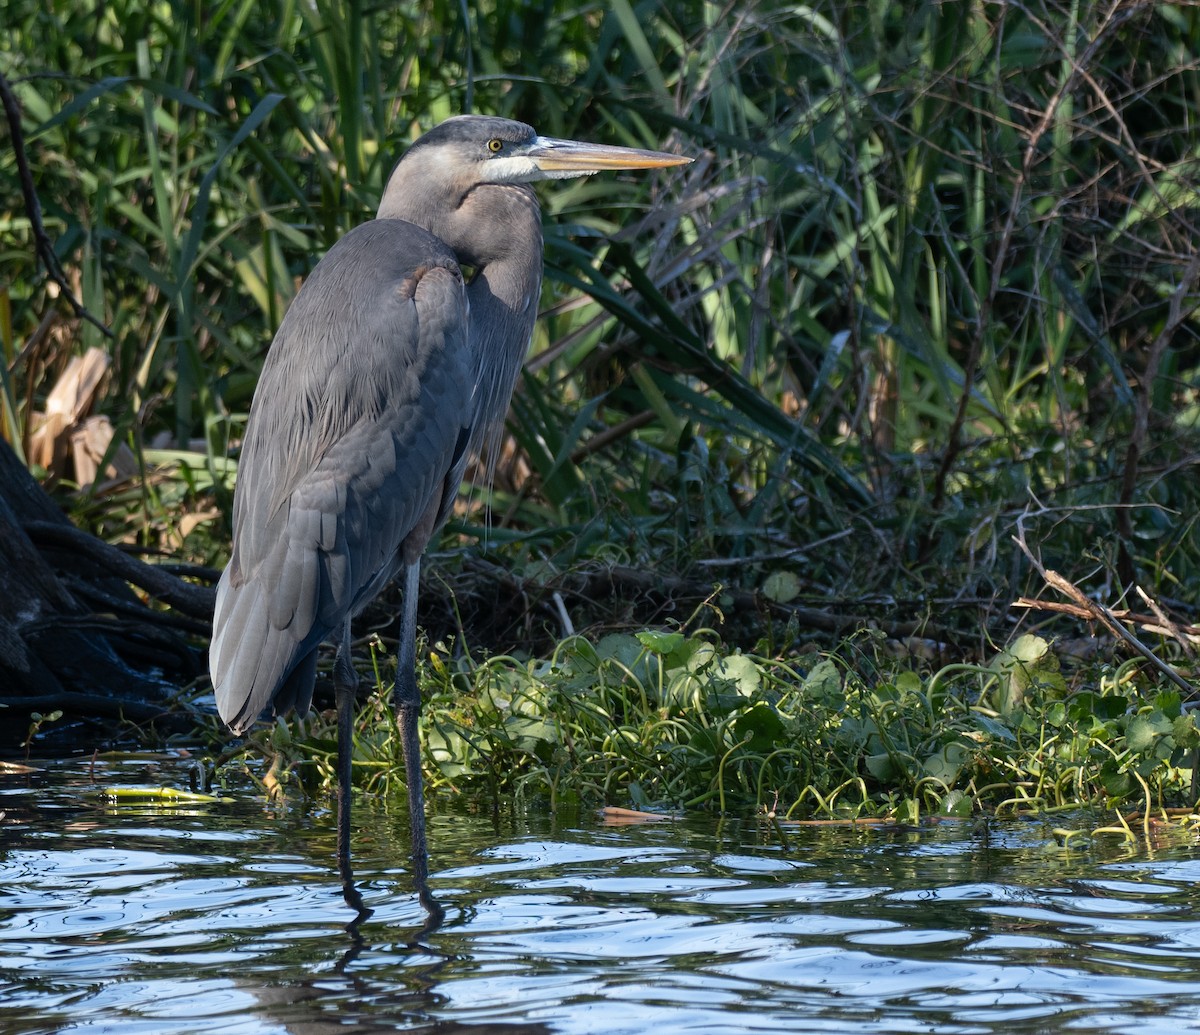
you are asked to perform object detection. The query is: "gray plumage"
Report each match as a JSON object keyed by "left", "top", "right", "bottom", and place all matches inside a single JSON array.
[
  {"left": 211, "top": 221, "right": 472, "bottom": 732},
  {"left": 208, "top": 114, "right": 689, "bottom": 895},
  {"left": 212, "top": 118, "right": 541, "bottom": 731}
]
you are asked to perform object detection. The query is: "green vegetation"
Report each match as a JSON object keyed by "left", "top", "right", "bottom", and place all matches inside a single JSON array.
[
  {"left": 227, "top": 627, "right": 1199, "bottom": 842},
  {"left": 4, "top": 1, "right": 1200, "bottom": 834}
]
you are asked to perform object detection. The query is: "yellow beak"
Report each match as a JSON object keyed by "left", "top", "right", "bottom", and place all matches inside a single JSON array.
[{"left": 528, "top": 136, "right": 692, "bottom": 173}]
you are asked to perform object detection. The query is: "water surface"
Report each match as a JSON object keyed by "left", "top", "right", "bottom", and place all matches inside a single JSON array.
[{"left": 3, "top": 755, "right": 1200, "bottom": 1034}]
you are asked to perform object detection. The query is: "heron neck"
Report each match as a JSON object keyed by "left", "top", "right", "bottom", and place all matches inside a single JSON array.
[
  {"left": 461, "top": 189, "right": 543, "bottom": 458},
  {"left": 377, "top": 179, "right": 544, "bottom": 458}
]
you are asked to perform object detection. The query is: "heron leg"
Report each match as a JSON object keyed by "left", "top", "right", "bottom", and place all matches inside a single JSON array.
[
  {"left": 333, "top": 617, "right": 357, "bottom": 884},
  {"left": 395, "top": 560, "right": 430, "bottom": 884}
]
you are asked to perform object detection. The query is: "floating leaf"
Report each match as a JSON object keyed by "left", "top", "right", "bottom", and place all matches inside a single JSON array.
[
  {"left": 715, "top": 654, "right": 762, "bottom": 697},
  {"left": 763, "top": 570, "right": 801, "bottom": 604},
  {"left": 800, "top": 659, "right": 842, "bottom": 702},
  {"left": 992, "top": 634, "right": 1064, "bottom": 714},
  {"left": 866, "top": 752, "right": 897, "bottom": 781},
  {"left": 637, "top": 630, "right": 685, "bottom": 655},
  {"left": 923, "top": 742, "right": 969, "bottom": 784},
  {"left": 939, "top": 789, "right": 973, "bottom": 817},
  {"left": 732, "top": 703, "right": 785, "bottom": 753},
  {"left": 1125, "top": 712, "right": 1173, "bottom": 754}
]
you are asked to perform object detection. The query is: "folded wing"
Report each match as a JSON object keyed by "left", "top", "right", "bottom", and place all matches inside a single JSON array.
[{"left": 210, "top": 219, "right": 473, "bottom": 733}]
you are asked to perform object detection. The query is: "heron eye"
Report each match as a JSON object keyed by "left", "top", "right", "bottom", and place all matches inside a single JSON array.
[{"left": 487, "top": 138, "right": 504, "bottom": 153}]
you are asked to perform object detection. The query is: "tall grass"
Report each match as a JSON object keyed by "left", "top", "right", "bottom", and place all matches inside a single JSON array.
[{"left": 3, "top": 0, "right": 1199, "bottom": 617}]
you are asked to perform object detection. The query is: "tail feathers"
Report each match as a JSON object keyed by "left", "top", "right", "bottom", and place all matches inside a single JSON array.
[
  {"left": 272, "top": 648, "right": 318, "bottom": 720},
  {"left": 211, "top": 569, "right": 319, "bottom": 734}
]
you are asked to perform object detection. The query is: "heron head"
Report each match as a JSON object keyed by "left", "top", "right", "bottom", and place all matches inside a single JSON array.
[{"left": 384, "top": 114, "right": 690, "bottom": 199}]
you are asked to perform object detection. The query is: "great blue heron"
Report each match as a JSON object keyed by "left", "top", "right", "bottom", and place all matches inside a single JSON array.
[{"left": 209, "top": 114, "right": 689, "bottom": 895}]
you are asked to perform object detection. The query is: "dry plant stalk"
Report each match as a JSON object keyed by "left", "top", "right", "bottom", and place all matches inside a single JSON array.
[
  {"left": 1011, "top": 512, "right": 1196, "bottom": 698},
  {"left": 26, "top": 347, "right": 137, "bottom": 487}
]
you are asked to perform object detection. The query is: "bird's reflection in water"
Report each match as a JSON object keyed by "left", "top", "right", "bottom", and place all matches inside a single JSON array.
[
  {"left": 339, "top": 849, "right": 445, "bottom": 948},
  {"left": 321, "top": 851, "right": 468, "bottom": 1035}
]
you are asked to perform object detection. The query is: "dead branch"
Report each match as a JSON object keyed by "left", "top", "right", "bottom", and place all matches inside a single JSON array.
[
  {"left": 23, "top": 519, "right": 216, "bottom": 620},
  {"left": 1012, "top": 511, "right": 1195, "bottom": 697},
  {"left": 454, "top": 556, "right": 969, "bottom": 647}
]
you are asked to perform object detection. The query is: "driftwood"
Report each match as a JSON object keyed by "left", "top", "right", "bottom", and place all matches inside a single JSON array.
[{"left": 0, "top": 439, "right": 215, "bottom": 738}]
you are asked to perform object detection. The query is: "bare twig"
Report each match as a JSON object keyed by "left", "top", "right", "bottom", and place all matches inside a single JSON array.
[
  {"left": 1117, "top": 246, "right": 1200, "bottom": 583},
  {"left": 1136, "top": 585, "right": 1199, "bottom": 661},
  {"left": 0, "top": 67, "right": 112, "bottom": 338},
  {"left": 931, "top": 0, "right": 1145, "bottom": 512},
  {"left": 1012, "top": 511, "right": 1195, "bottom": 697},
  {"left": 1011, "top": 596, "right": 1200, "bottom": 647}
]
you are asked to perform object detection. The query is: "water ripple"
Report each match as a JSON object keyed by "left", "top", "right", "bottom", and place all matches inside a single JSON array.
[{"left": 3, "top": 758, "right": 1200, "bottom": 1034}]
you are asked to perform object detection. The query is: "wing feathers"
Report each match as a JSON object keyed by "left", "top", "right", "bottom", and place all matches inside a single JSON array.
[{"left": 211, "top": 219, "right": 473, "bottom": 731}]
